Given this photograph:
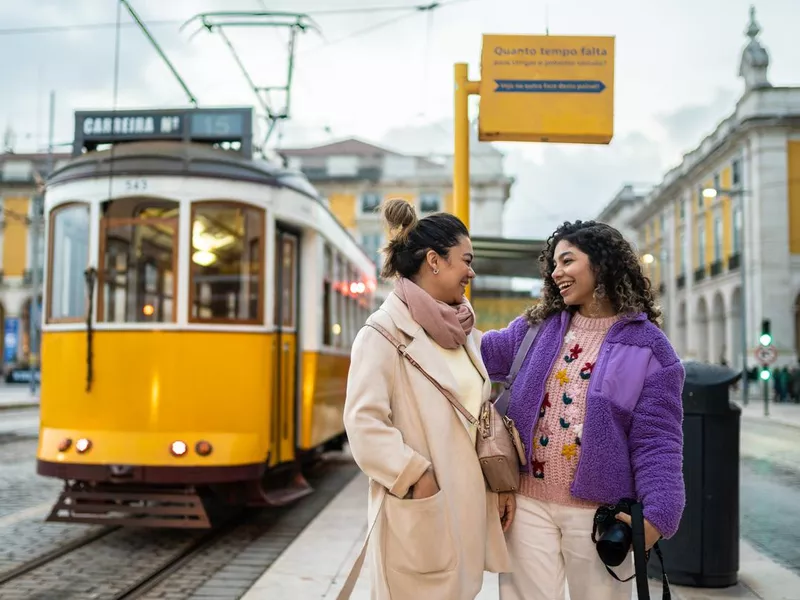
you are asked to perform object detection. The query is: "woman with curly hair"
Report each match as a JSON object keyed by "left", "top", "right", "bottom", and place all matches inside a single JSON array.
[{"left": 480, "top": 220, "right": 685, "bottom": 600}]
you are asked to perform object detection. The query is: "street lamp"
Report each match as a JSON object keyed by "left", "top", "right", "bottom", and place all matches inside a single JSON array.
[{"left": 702, "top": 186, "right": 748, "bottom": 404}]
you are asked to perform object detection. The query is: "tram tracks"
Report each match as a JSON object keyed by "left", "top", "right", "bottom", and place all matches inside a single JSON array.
[
  {"left": 0, "top": 525, "right": 120, "bottom": 586},
  {"left": 0, "top": 457, "right": 360, "bottom": 599},
  {"left": 0, "top": 508, "right": 246, "bottom": 598}
]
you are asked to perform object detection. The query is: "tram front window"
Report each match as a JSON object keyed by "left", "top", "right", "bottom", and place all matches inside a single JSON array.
[
  {"left": 190, "top": 202, "right": 263, "bottom": 323},
  {"left": 98, "top": 198, "right": 178, "bottom": 323},
  {"left": 48, "top": 203, "right": 90, "bottom": 322}
]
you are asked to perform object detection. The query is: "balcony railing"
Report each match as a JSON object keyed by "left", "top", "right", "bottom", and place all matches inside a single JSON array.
[
  {"left": 694, "top": 267, "right": 705, "bottom": 283},
  {"left": 710, "top": 260, "right": 723, "bottom": 277},
  {"left": 728, "top": 253, "right": 741, "bottom": 270},
  {"left": 22, "top": 268, "right": 43, "bottom": 285},
  {"left": 676, "top": 274, "right": 686, "bottom": 290}
]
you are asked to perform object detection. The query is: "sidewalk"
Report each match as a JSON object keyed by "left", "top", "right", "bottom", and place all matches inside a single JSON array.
[
  {"left": 241, "top": 472, "right": 800, "bottom": 600},
  {"left": 733, "top": 389, "right": 800, "bottom": 429},
  {"left": 0, "top": 385, "right": 39, "bottom": 411}
]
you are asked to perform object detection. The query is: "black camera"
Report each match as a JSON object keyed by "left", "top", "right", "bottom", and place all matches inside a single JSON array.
[{"left": 592, "top": 498, "right": 636, "bottom": 567}]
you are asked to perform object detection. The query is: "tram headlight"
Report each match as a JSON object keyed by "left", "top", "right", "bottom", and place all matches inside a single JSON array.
[
  {"left": 195, "top": 441, "right": 213, "bottom": 457},
  {"left": 58, "top": 438, "right": 72, "bottom": 452},
  {"left": 75, "top": 438, "right": 92, "bottom": 453},
  {"left": 170, "top": 441, "right": 188, "bottom": 457}
]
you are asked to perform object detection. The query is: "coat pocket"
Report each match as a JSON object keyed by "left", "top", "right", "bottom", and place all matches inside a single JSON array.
[{"left": 383, "top": 489, "right": 457, "bottom": 574}]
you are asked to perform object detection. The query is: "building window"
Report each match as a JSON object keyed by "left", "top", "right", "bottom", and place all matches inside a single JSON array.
[
  {"left": 697, "top": 186, "right": 704, "bottom": 210},
  {"left": 48, "top": 203, "right": 90, "bottom": 322},
  {"left": 326, "top": 155, "right": 359, "bottom": 177},
  {"left": 713, "top": 215, "right": 723, "bottom": 261},
  {"left": 679, "top": 230, "right": 686, "bottom": 275},
  {"left": 713, "top": 173, "right": 721, "bottom": 195},
  {"left": 679, "top": 199, "right": 685, "bottom": 221},
  {"left": 98, "top": 198, "right": 178, "bottom": 323},
  {"left": 360, "top": 192, "right": 381, "bottom": 214},
  {"left": 659, "top": 214, "right": 666, "bottom": 237},
  {"left": 419, "top": 192, "right": 441, "bottom": 213},
  {"left": 732, "top": 158, "right": 742, "bottom": 186},
  {"left": 190, "top": 202, "right": 264, "bottom": 323}
]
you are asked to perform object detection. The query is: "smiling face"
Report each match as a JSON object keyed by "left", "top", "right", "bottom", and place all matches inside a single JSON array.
[
  {"left": 427, "top": 235, "right": 476, "bottom": 305},
  {"left": 551, "top": 239, "right": 597, "bottom": 308}
]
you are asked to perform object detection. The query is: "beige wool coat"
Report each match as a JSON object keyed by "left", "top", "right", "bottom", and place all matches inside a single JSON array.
[{"left": 343, "top": 293, "right": 511, "bottom": 600}]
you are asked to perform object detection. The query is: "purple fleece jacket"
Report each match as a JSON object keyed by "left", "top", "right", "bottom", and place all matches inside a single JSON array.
[{"left": 481, "top": 311, "right": 686, "bottom": 539}]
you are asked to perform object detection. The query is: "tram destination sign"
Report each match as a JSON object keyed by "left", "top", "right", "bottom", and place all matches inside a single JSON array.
[{"left": 72, "top": 107, "right": 254, "bottom": 157}]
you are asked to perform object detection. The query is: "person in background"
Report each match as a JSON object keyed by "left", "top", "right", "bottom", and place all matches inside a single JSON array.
[
  {"left": 343, "top": 198, "right": 512, "bottom": 599},
  {"left": 481, "top": 220, "right": 685, "bottom": 600}
]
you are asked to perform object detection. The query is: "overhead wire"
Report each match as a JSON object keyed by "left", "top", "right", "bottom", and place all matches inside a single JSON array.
[{"left": 0, "top": 3, "right": 464, "bottom": 37}]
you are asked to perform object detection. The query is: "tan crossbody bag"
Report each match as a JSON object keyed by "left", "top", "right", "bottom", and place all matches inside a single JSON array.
[{"left": 336, "top": 321, "right": 538, "bottom": 599}]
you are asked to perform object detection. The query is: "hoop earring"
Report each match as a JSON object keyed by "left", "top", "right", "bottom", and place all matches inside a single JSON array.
[
  {"left": 433, "top": 268, "right": 439, "bottom": 275},
  {"left": 590, "top": 284, "right": 606, "bottom": 317}
]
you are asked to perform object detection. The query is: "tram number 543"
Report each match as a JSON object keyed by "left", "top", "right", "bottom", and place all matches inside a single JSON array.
[{"left": 124, "top": 179, "right": 148, "bottom": 192}]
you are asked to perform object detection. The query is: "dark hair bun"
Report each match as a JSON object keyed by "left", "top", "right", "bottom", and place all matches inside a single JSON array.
[{"left": 382, "top": 197, "right": 418, "bottom": 244}]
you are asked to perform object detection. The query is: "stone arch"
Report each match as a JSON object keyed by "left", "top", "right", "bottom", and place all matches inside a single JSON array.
[
  {"left": 677, "top": 301, "right": 688, "bottom": 358},
  {"left": 695, "top": 296, "right": 710, "bottom": 363},
  {"left": 711, "top": 291, "right": 726, "bottom": 365},
  {"left": 0, "top": 302, "right": 5, "bottom": 367},
  {"left": 730, "top": 287, "right": 744, "bottom": 368},
  {"left": 20, "top": 295, "right": 43, "bottom": 364},
  {"left": 795, "top": 292, "right": 800, "bottom": 362}
]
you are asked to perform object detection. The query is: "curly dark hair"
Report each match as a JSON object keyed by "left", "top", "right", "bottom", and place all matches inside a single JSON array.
[{"left": 525, "top": 220, "right": 662, "bottom": 327}]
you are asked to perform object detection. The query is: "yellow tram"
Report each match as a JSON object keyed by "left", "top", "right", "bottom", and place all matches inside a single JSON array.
[{"left": 36, "top": 107, "right": 376, "bottom": 527}]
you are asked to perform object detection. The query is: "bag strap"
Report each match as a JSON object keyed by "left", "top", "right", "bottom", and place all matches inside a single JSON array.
[
  {"left": 595, "top": 504, "right": 670, "bottom": 600},
  {"left": 365, "top": 322, "right": 479, "bottom": 426},
  {"left": 336, "top": 485, "right": 386, "bottom": 600},
  {"left": 493, "top": 325, "right": 539, "bottom": 417}
]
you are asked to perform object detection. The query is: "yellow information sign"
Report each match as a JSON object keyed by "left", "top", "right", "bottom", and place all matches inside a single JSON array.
[{"left": 478, "top": 34, "right": 615, "bottom": 144}]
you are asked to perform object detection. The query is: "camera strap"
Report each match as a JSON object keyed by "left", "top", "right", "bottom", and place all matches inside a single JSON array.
[{"left": 596, "top": 502, "right": 671, "bottom": 600}]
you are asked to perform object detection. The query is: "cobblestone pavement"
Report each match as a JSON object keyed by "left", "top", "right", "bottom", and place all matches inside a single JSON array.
[
  {"left": 0, "top": 436, "right": 359, "bottom": 600},
  {"left": 740, "top": 419, "right": 800, "bottom": 576}
]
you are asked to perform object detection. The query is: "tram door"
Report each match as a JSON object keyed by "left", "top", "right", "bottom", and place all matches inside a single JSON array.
[{"left": 273, "top": 229, "right": 299, "bottom": 465}]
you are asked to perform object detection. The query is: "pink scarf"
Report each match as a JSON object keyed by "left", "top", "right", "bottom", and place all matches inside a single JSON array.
[{"left": 394, "top": 278, "right": 475, "bottom": 349}]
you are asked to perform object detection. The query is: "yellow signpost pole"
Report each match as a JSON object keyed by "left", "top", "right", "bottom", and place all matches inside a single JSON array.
[
  {"left": 453, "top": 63, "right": 480, "bottom": 229},
  {"left": 453, "top": 63, "right": 481, "bottom": 300}
]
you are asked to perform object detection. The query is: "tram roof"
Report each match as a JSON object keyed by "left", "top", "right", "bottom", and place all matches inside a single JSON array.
[
  {"left": 471, "top": 236, "right": 546, "bottom": 278},
  {"left": 47, "top": 141, "right": 319, "bottom": 199}
]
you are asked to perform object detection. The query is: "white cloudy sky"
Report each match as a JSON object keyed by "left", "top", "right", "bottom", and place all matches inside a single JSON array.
[{"left": 2, "top": 0, "right": 798, "bottom": 238}]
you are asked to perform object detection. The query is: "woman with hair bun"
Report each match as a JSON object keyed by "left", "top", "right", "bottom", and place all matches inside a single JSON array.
[{"left": 342, "top": 197, "right": 512, "bottom": 599}]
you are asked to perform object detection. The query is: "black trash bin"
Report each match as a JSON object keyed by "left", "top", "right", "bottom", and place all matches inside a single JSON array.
[{"left": 647, "top": 360, "right": 741, "bottom": 588}]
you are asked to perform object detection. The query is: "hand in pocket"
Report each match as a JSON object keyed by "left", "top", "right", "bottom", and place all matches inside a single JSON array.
[{"left": 411, "top": 469, "right": 439, "bottom": 500}]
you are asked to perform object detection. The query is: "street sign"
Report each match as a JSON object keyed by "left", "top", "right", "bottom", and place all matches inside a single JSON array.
[
  {"left": 755, "top": 345, "right": 778, "bottom": 365},
  {"left": 478, "top": 34, "right": 615, "bottom": 144}
]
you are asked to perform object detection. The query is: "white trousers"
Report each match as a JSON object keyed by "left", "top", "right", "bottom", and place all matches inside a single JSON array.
[{"left": 499, "top": 495, "right": 633, "bottom": 600}]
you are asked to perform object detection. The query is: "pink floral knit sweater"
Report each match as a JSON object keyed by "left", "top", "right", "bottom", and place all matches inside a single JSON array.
[{"left": 519, "top": 312, "right": 619, "bottom": 507}]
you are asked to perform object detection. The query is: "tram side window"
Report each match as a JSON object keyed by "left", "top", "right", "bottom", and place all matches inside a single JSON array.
[
  {"left": 322, "top": 245, "right": 333, "bottom": 346},
  {"left": 274, "top": 233, "right": 296, "bottom": 328},
  {"left": 190, "top": 203, "right": 264, "bottom": 323},
  {"left": 48, "top": 203, "right": 90, "bottom": 322},
  {"left": 334, "top": 255, "right": 346, "bottom": 348},
  {"left": 98, "top": 199, "right": 178, "bottom": 323}
]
